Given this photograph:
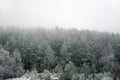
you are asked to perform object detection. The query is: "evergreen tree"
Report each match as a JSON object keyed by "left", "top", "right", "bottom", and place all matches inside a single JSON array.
[
  {"left": 60, "top": 40, "right": 72, "bottom": 66},
  {"left": 100, "top": 43, "right": 115, "bottom": 72},
  {"left": 36, "top": 41, "right": 47, "bottom": 72},
  {"left": 54, "top": 64, "right": 63, "bottom": 73},
  {"left": 44, "top": 45, "right": 55, "bottom": 71},
  {"left": 91, "top": 63, "right": 96, "bottom": 80},
  {"left": 42, "top": 69, "right": 51, "bottom": 80},
  {"left": 54, "top": 64, "right": 64, "bottom": 80},
  {"left": 81, "top": 62, "right": 91, "bottom": 80},
  {"left": 10, "top": 49, "right": 24, "bottom": 77},
  {"left": 64, "top": 61, "right": 77, "bottom": 80},
  {"left": 4, "top": 35, "right": 17, "bottom": 53},
  {"left": 71, "top": 74, "right": 78, "bottom": 80},
  {"left": 0, "top": 46, "right": 11, "bottom": 79},
  {"left": 0, "top": 47, "right": 24, "bottom": 79}
]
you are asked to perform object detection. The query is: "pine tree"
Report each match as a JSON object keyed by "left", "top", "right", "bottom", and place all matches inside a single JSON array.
[
  {"left": 81, "top": 62, "right": 91, "bottom": 80},
  {"left": 11, "top": 49, "right": 24, "bottom": 77},
  {"left": 60, "top": 41, "right": 72, "bottom": 66},
  {"left": 71, "top": 74, "right": 79, "bottom": 80},
  {"left": 4, "top": 35, "right": 17, "bottom": 52},
  {"left": 44, "top": 45, "right": 55, "bottom": 71},
  {"left": 54, "top": 64, "right": 64, "bottom": 80},
  {"left": 12, "top": 49, "right": 22, "bottom": 63},
  {"left": 91, "top": 63, "right": 96, "bottom": 80},
  {"left": 64, "top": 61, "right": 77, "bottom": 80},
  {"left": 100, "top": 43, "right": 115, "bottom": 72},
  {"left": 36, "top": 40, "right": 50, "bottom": 72},
  {"left": 0, "top": 46, "right": 10, "bottom": 79},
  {"left": 42, "top": 69, "right": 51, "bottom": 80},
  {"left": 0, "top": 47, "right": 24, "bottom": 79},
  {"left": 54, "top": 64, "right": 63, "bottom": 73}
]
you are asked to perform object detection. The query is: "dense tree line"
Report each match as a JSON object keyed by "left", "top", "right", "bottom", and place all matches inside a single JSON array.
[{"left": 0, "top": 27, "right": 120, "bottom": 80}]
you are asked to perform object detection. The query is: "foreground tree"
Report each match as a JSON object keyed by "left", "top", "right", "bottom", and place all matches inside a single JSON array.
[
  {"left": 10, "top": 49, "right": 25, "bottom": 77},
  {"left": 71, "top": 74, "right": 79, "bottom": 80},
  {"left": 0, "top": 46, "right": 24, "bottom": 79},
  {"left": 54, "top": 64, "right": 64, "bottom": 80},
  {"left": 91, "top": 63, "right": 96, "bottom": 80},
  {"left": 64, "top": 61, "right": 77, "bottom": 80},
  {"left": 42, "top": 69, "right": 51, "bottom": 80},
  {"left": 81, "top": 62, "right": 91, "bottom": 80}
]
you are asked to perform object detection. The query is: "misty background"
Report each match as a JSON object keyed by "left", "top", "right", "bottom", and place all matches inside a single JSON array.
[
  {"left": 0, "top": 0, "right": 120, "bottom": 80},
  {"left": 0, "top": 0, "right": 120, "bottom": 32}
]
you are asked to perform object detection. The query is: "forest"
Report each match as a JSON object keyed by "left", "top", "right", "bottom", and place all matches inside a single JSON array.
[{"left": 0, "top": 27, "right": 120, "bottom": 80}]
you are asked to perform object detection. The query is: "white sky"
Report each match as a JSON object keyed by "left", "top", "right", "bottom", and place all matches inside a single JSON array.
[{"left": 0, "top": 0, "right": 120, "bottom": 32}]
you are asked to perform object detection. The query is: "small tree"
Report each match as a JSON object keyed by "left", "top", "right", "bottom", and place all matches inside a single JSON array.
[
  {"left": 4, "top": 35, "right": 17, "bottom": 52},
  {"left": 64, "top": 61, "right": 77, "bottom": 80},
  {"left": 42, "top": 69, "right": 51, "bottom": 80},
  {"left": 81, "top": 62, "right": 91, "bottom": 80},
  {"left": 110, "top": 62, "right": 120, "bottom": 80},
  {"left": 54, "top": 64, "right": 64, "bottom": 80},
  {"left": 91, "top": 63, "right": 96, "bottom": 80},
  {"left": 71, "top": 74, "right": 78, "bottom": 80},
  {"left": 54, "top": 64, "right": 63, "bottom": 73}
]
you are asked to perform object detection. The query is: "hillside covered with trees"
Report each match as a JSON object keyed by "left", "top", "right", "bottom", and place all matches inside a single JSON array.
[{"left": 0, "top": 27, "right": 120, "bottom": 80}]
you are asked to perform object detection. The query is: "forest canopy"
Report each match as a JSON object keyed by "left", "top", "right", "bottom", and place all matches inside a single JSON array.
[{"left": 0, "top": 27, "right": 120, "bottom": 80}]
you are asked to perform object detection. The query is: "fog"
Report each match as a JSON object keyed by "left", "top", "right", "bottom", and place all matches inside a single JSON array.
[{"left": 0, "top": 0, "right": 120, "bottom": 32}]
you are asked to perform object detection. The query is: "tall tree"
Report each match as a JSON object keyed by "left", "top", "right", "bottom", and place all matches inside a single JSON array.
[
  {"left": 100, "top": 43, "right": 115, "bottom": 72},
  {"left": 44, "top": 45, "right": 55, "bottom": 71},
  {"left": 60, "top": 39, "right": 72, "bottom": 66},
  {"left": 10, "top": 49, "right": 24, "bottom": 77}
]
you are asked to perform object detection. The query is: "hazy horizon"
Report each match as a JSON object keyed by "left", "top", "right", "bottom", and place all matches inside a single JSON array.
[{"left": 0, "top": 0, "right": 120, "bottom": 33}]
